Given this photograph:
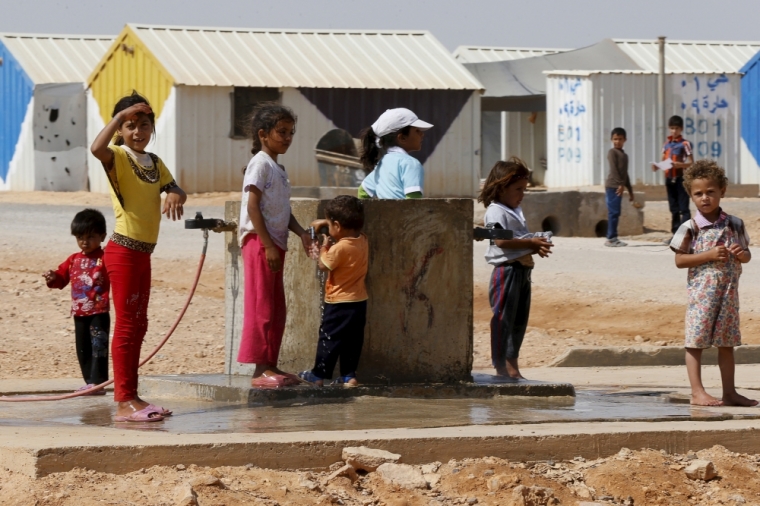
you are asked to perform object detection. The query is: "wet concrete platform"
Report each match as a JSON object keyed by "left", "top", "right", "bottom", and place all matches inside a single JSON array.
[
  {"left": 136, "top": 372, "right": 575, "bottom": 405},
  {"left": 2, "top": 366, "right": 760, "bottom": 477}
]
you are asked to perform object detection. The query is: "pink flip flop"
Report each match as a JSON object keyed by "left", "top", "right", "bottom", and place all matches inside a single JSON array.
[
  {"left": 146, "top": 404, "right": 173, "bottom": 416},
  {"left": 114, "top": 407, "right": 164, "bottom": 423},
  {"left": 251, "top": 374, "right": 288, "bottom": 389}
]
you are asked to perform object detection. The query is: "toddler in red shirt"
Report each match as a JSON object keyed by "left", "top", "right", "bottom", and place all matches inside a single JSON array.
[{"left": 44, "top": 209, "right": 110, "bottom": 394}]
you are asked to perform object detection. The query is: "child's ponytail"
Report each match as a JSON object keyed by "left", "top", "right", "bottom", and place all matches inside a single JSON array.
[
  {"left": 359, "top": 127, "right": 380, "bottom": 171},
  {"left": 359, "top": 125, "right": 412, "bottom": 171},
  {"left": 478, "top": 157, "right": 531, "bottom": 207}
]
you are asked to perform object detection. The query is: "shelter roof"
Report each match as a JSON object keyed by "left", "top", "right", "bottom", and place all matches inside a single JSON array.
[
  {"left": 452, "top": 45, "right": 568, "bottom": 63},
  {"left": 0, "top": 33, "right": 113, "bottom": 84},
  {"left": 464, "top": 39, "right": 641, "bottom": 98},
  {"left": 107, "top": 24, "right": 482, "bottom": 90},
  {"left": 613, "top": 39, "right": 760, "bottom": 73}
]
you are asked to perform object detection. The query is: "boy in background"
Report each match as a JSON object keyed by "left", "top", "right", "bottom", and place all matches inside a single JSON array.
[
  {"left": 653, "top": 115, "right": 694, "bottom": 238},
  {"left": 605, "top": 127, "right": 634, "bottom": 247}
]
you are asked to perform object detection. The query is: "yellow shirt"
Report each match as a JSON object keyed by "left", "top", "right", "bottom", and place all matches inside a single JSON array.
[
  {"left": 103, "top": 145, "right": 176, "bottom": 250},
  {"left": 321, "top": 234, "right": 369, "bottom": 303}
]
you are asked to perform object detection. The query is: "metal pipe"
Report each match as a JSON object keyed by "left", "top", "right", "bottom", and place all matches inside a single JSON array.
[{"left": 658, "top": 36, "right": 666, "bottom": 142}]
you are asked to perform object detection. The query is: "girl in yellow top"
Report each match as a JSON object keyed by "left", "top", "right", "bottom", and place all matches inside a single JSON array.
[{"left": 91, "top": 91, "right": 187, "bottom": 423}]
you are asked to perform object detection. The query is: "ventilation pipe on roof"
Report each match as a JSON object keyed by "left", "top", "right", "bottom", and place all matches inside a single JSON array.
[{"left": 658, "top": 36, "right": 666, "bottom": 143}]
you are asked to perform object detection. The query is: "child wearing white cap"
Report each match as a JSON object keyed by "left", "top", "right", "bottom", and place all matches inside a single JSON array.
[{"left": 357, "top": 108, "right": 433, "bottom": 200}]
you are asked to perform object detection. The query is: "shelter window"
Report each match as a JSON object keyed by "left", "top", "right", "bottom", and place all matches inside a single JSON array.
[{"left": 231, "top": 87, "right": 280, "bottom": 138}]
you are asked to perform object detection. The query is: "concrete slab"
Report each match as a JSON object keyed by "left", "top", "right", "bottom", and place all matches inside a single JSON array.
[
  {"left": 2, "top": 369, "right": 760, "bottom": 477},
  {"left": 520, "top": 364, "right": 760, "bottom": 391},
  {"left": 0, "top": 378, "right": 111, "bottom": 395},
  {"left": 137, "top": 373, "right": 575, "bottom": 404},
  {"left": 550, "top": 345, "right": 760, "bottom": 367},
  {"left": 4, "top": 418, "right": 760, "bottom": 478}
]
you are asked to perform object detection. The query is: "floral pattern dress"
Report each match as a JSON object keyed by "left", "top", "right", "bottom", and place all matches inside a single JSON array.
[{"left": 671, "top": 212, "right": 748, "bottom": 349}]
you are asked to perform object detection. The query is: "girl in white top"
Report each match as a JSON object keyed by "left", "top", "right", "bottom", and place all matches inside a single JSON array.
[
  {"left": 238, "top": 103, "right": 313, "bottom": 389},
  {"left": 357, "top": 108, "right": 433, "bottom": 200}
]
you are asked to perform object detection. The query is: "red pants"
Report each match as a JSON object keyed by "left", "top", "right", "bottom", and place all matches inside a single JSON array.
[
  {"left": 104, "top": 242, "right": 151, "bottom": 402},
  {"left": 238, "top": 234, "right": 286, "bottom": 365}
]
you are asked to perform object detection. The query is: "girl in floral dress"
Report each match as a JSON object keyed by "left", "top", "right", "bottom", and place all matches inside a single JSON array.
[{"left": 670, "top": 160, "right": 757, "bottom": 407}]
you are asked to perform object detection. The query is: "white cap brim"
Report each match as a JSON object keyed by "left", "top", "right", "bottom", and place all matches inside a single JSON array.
[{"left": 411, "top": 119, "right": 433, "bottom": 130}]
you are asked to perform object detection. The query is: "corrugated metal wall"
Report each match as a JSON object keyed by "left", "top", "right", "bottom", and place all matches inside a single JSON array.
[
  {"left": 741, "top": 56, "right": 760, "bottom": 183},
  {"left": 2, "top": 100, "right": 35, "bottom": 191},
  {"left": 481, "top": 111, "right": 547, "bottom": 183},
  {"left": 86, "top": 90, "right": 108, "bottom": 193},
  {"left": 0, "top": 40, "right": 34, "bottom": 189},
  {"left": 89, "top": 29, "right": 173, "bottom": 124},
  {"left": 547, "top": 72, "right": 741, "bottom": 187},
  {"left": 423, "top": 91, "right": 480, "bottom": 197},
  {"left": 546, "top": 75, "right": 595, "bottom": 187},
  {"left": 174, "top": 86, "right": 249, "bottom": 192}
]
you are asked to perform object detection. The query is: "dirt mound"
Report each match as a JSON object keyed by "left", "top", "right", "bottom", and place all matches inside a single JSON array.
[{"left": 1, "top": 446, "right": 757, "bottom": 505}]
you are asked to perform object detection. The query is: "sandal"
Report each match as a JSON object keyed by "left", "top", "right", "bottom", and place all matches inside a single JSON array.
[
  {"left": 281, "top": 372, "right": 304, "bottom": 386},
  {"left": 114, "top": 406, "right": 164, "bottom": 423},
  {"left": 146, "top": 404, "right": 173, "bottom": 417},
  {"left": 251, "top": 374, "right": 288, "bottom": 389},
  {"left": 76, "top": 384, "right": 106, "bottom": 396},
  {"left": 297, "top": 370, "right": 324, "bottom": 386},
  {"left": 331, "top": 374, "right": 358, "bottom": 388}
]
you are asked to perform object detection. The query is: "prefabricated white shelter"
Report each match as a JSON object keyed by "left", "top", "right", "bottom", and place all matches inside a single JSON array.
[
  {"left": 86, "top": 24, "right": 484, "bottom": 196},
  {"left": 546, "top": 70, "right": 742, "bottom": 187},
  {"left": 0, "top": 34, "right": 113, "bottom": 191},
  {"left": 462, "top": 38, "right": 760, "bottom": 187}
]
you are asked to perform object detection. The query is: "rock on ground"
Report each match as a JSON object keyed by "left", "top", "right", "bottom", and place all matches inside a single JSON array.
[
  {"left": 342, "top": 446, "right": 401, "bottom": 472},
  {"left": 510, "top": 485, "right": 557, "bottom": 506},
  {"left": 684, "top": 459, "right": 717, "bottom": 481},
  {"left": 376, "top": 463, "right": 428, "bottom": 490}
]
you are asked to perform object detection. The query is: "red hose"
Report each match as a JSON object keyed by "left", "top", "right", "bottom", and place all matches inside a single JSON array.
[{"left": 0, "top": 251, "right": 207, "bottom": 402}]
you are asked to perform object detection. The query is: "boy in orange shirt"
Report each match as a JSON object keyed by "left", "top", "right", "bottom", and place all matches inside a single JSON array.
[{"left": 299, "top": 196, "right": 368, "bottom": 386}]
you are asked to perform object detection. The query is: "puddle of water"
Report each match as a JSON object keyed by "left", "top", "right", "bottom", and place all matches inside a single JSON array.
[{"left": 0, "top": 390, "right": 736, "bottom": 433}]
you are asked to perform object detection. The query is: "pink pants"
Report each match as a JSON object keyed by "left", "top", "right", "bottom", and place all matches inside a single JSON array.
[
  {"left": 238, "top": 234, "right": 287, "bottom": 365},
  {"left": 104, "top": 242, "right": 151, "bottom": 402}
]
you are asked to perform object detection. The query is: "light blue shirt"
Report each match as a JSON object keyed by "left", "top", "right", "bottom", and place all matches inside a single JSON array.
[{"left": 359, "top": 147, "right": 424, "bottom": 199}]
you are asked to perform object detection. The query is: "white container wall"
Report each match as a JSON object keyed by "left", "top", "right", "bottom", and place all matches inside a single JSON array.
[
  {"left": 546, "top": 75, "right": 595, "bottom": 187},
  {"left": 481, "top": 111, "right": 548, "bottom": 183},
  {"left": 546, "top": 72, "right": 741, "bottom": 187},
  {"left": 174, "top": 86, "right": 248, "bottom": 193}
]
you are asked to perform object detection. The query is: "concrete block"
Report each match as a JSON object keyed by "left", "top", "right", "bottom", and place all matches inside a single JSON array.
[
  {"left": 634, "top": 184, "right": 759, "bottom": 201},
  {"left": 550, "top": 345, "right": 760, "bottom": 367},
  {"left": 290, "top": 186, "right": 359, "bottom": 199},
  {"left": 225, "top": 199, "right": 474, "bottom": 383},
  {"left": 473, "top": 190, "right": 644, "bottom": 238}
]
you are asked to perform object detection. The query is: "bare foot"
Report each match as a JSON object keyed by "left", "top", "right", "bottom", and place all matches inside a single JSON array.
[
  {"left": 494, "top": 366, "right": 525, "bottom": 380},
  {"left": 723, "top": 392, "right": 759, "bottom": 407},
  {"left": 345, "top": 377, "right": 359, "bottom": 387},
  {"left": 690, "top": 392, "right": 724, "bottom": 406}
]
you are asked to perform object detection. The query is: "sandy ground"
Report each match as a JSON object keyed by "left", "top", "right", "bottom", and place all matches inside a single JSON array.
[
  {"left": 0, "top": 446, "right": 756, "bottom": 505},
  {"left": 3, "top": 193, "right": 760, "bottom": 379}
]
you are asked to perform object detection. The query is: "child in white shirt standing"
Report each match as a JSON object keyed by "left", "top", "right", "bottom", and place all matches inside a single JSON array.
[
  {"left": 238, "top": 102, "right": 313, "bottom": 389},
  {"left": 479, "top": 158, "right": 553, "bottom": 379}
]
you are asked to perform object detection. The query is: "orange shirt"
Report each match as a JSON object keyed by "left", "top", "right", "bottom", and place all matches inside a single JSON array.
[{"left": 321, "top": 234, "right": 369, "bottom": 303}]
